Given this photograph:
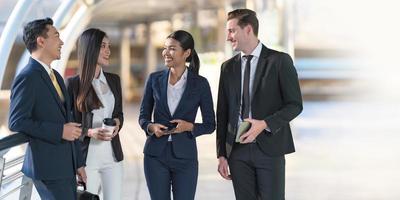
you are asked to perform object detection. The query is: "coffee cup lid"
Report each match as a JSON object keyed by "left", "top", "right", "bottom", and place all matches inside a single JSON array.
[{"left": 103, "top": 118, "right": 116, "bottom": 126}]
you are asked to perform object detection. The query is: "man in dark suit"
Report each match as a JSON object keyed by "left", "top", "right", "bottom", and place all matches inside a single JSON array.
[
  {"left": 216, "top": 9, "right": 303, "bottom": 200},
  {"left": 8, "top": 18, "right": 86, "bottom": 200}
]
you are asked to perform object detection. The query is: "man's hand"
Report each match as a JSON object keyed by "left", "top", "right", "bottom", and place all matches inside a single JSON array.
[
  {"left": 170, "top": 119, "right": 194, "bottom": 133},
  {"left": 77, "top": 167, "right": 87, "bottom": 184},
  {"left": 88, "top": 128, "right": 112, "bottom": 141},
  {"left": 217, "top": 156, "right": 231, "bottom": 180},
  {"left": 148, "top": 123, "right": 168, "bottom": 138},
  {"left": 239, "top": 119, "right": 267, "bottom": 143},
  {"left": 62, "top": 123, "right": 82, "bottom": 141}
]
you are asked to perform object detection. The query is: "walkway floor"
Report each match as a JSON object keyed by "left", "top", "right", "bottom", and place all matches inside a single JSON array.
[
  {"left": 120, "top": 100, "right": 400, "bottom": 200},
  {"left": 4, "top": 65, "right": 400, "bottom": 199}
]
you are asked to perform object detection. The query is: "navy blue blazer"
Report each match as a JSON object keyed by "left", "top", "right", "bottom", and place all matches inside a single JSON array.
[
  {"left": 8, "top": 58, "right": 84, "bottom": 180},
  {"left": 139, "top": 69, "right": 215, "bottom": 159}
]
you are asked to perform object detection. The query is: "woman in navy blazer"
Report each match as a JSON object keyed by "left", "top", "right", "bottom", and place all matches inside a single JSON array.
[{"left": 139, "top": 30, "right": 215, "bottom": 200}]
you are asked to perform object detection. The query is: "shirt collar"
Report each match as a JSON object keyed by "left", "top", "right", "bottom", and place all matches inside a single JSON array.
[
  {"left": 168, "top": 67, "right": 188, "bottom": 87},
  {"left": 32, "top": 57, "right": 52, "bottom": 75},
  {"left": 240, "top": 41, "right": 262, "bottom": 59},
  {"left": 93, "top": 68, "right": 107, "bottom": 84},
  {"left": 181, "top": 67, "right": 188, "bottom": 80}
]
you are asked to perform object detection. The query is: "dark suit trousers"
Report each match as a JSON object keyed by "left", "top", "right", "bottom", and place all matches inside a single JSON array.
[
  {"left": 33, "top": 178, "right": 77, "bottom": 200},
  {"left": 144, "top": 142, "right": 198, "bottom": 200},
  {"left": 228, "top": 143, "right": 285, "bottom": 200}
]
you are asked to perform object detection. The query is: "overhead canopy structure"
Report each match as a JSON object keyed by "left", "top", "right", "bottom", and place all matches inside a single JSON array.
[{"left": 0, "top": 0, "right": 236, "bottom": 89}]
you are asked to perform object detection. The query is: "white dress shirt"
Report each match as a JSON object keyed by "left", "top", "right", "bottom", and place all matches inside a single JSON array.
[
  {"left": 239, "top": 42, "right": 271, "bottom": 132},
  {"left": 166, "top": 68, "right": 188, "bottom": 141},
  {"left": 167, "top": 68, "right": 188, "bottom": 116},
  {"left": 239, "top": 41, "right": 262, "bottom": 121},
  {"left": 32, "top": 57, "right": 52, "bottom": 76}
]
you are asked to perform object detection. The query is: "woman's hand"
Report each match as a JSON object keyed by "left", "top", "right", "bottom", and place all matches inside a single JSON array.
[
  {"left": 111, "top": 125, "right": 120, "bottom": 138},
  {"left": 148, "top": 123, "right": 168, "bottom": 138},
  {"left": 170, "top": 119, "right": 194, "bottom": 134},
  {"left": 77, "top": 167, "right": 87, "bottom": 184},
  {"left": 88, "top": 128, "right": 112, "bottom": 141},
  {"left": 111, "top": 118, "right": 121, "bottom": 138}
]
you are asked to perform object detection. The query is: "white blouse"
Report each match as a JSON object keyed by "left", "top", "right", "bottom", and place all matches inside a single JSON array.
[
  {"left": 166, "top": 68, "right": 188, "bottom": 141},
  {"left": 86, "top": 69, "right": 117, "bottom": 168}
]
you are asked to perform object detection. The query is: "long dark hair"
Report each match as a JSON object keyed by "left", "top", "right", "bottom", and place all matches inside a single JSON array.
[
  {"left": 167, "top": 30, "right": 200, "bottom": 74},
  {"left": 76, "top": 28, "right": 106, "bottom": 112}
]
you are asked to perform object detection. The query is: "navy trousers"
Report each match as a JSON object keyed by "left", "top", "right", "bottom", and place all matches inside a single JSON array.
[
  {"left": 144, "top": 142, "right": 198, "bottom": 200},
  {"left": 33, "top": 178, "right": 77, "bottom": 200}
]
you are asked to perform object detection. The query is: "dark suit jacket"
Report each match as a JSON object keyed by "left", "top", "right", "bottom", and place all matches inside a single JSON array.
[
  {"left": 65, "top": 73, "right": 124, "bottom": 164},
  {"left": 8, "top": 58, "right": 84, "bottom": 180},
  {"left": 139, "top": 69, "right": 215, "bottom": 159},
  {"left": 217, "top": 45, "right": 303, "bottom": 158}
]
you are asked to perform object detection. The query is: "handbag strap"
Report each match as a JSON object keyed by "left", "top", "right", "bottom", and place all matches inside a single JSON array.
[{"left": 77, "top": 181, "right": 87, "bottom": 191}]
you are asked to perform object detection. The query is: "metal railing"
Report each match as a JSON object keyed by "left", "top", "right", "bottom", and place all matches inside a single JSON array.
[{"left": 0, "top": 132, "right": 33, "bottom": 200}]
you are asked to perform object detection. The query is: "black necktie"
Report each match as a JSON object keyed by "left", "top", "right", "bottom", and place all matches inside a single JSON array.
[{"left": 241, "top": 55, "right": 253, "bottom": 120}]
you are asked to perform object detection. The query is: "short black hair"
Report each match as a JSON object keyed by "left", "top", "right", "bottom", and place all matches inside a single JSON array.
[
  {"left": 228, "top": 9, "right": 259, "bottom": 36},
  {"left": 23, "top": 17, "right": 53, "bottom": 53}
]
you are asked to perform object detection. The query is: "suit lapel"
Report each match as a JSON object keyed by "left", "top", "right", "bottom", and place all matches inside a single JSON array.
[
  {"left": 36, "top": 63, "right": 66, "bottom": 117},
  {"left": 158, "top": 70, "right": 172, "bottom": 118},
  {"left": 104, "top": 72, "right": 119, "bottom": 118},
  {"left": 233, "top": 54, "right": 242, "bottom": 104},
  {"left": 54, "top": 71, "right": 69, "bottom": 119},
  {"left": 104, "top": 73, "right": 117, "bottom": 101},
  {"left": 251, "top": 46, "right": 271, "bottom": 100}
]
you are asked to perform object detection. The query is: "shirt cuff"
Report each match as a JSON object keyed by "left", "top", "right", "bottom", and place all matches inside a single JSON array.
[{"left": 146, "top": 123, "right": 154, "bottom": 136}]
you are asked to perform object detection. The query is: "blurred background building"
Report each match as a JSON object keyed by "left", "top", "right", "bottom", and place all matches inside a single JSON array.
[{"left": 0, "top": 0, "right": 399, "bottom": 199}]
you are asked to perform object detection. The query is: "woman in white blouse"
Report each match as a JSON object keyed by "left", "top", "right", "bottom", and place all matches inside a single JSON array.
[{"left": 66, "top": 28, "right": 124, "bottom": 200}]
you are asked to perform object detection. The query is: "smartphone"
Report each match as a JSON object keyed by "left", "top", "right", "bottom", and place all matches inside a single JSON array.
[{"left": 162, "top": 122, "right": 178, "bottom": 134}]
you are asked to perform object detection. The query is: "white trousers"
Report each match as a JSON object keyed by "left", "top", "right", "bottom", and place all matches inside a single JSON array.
[{"left": 86, "top": 161, "right": 123, "bottom": 200}]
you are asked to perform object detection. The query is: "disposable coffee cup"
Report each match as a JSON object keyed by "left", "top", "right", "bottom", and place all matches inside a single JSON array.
[{"left": 102, "top": 118, "right": 116, "bottom": 136}]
